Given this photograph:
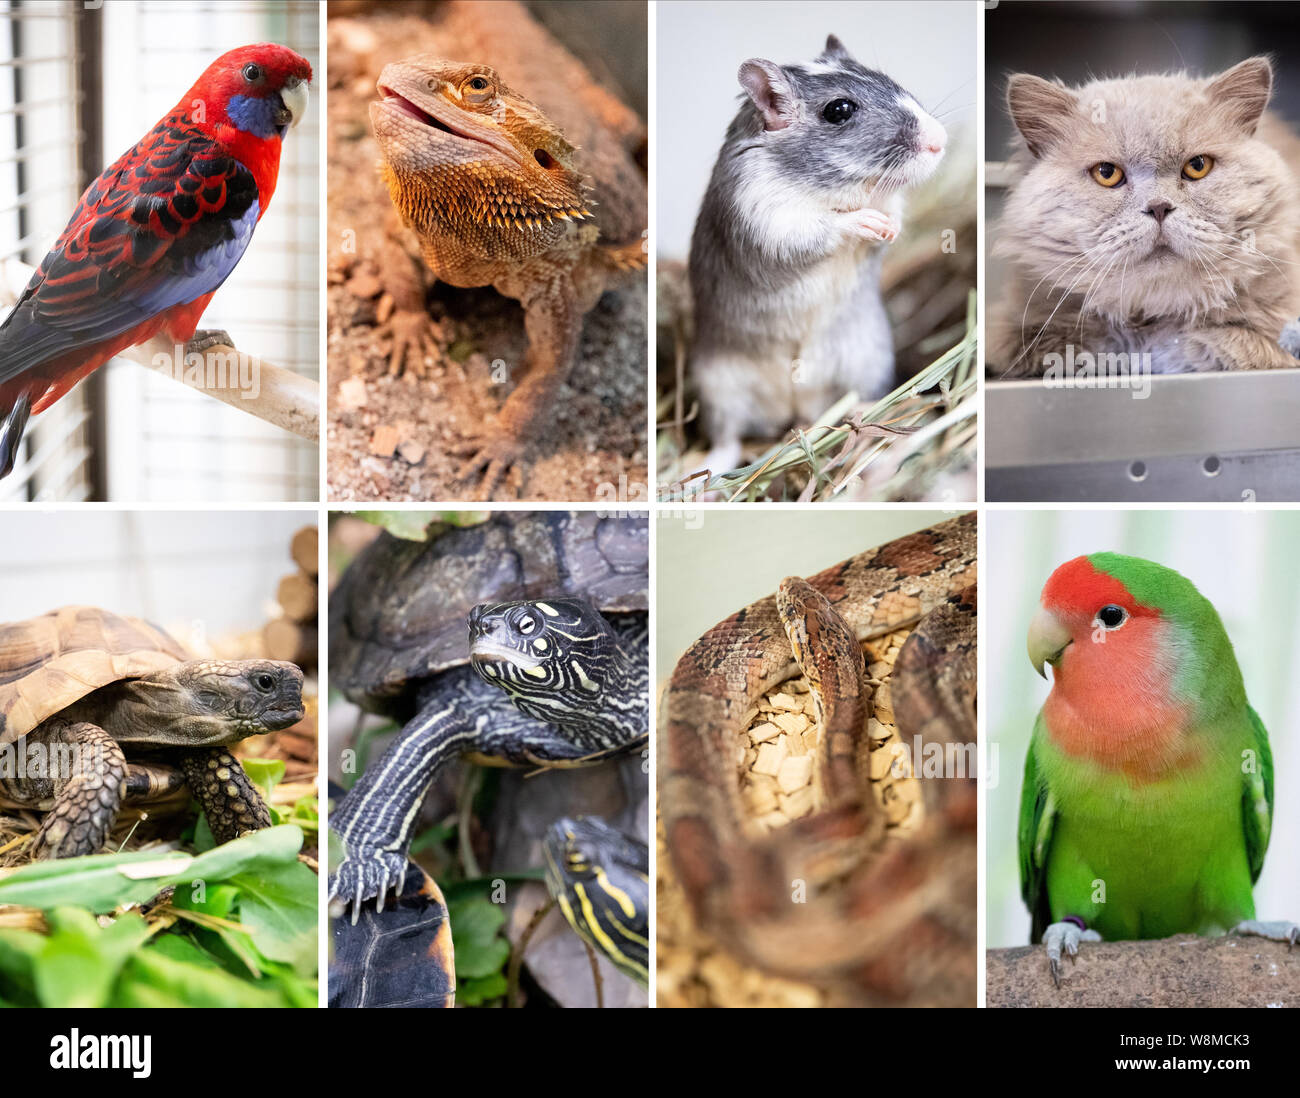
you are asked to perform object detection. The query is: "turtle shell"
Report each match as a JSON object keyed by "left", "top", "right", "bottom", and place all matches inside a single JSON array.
[
  {"left": 330, "top": 513, "right": 648, "bottom": 713},
  {"left": 0, "top": 606, "right": 189, "bottom": 745}
]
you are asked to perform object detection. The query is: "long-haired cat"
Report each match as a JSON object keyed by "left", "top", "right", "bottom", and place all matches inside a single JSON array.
[{"left": 990, "top": 56, "right": 1300, "bottom": 375}]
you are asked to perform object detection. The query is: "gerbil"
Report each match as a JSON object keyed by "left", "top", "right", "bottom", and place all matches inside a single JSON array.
[{"left": 687, "top": 34, "right": 946, "bottom": 479}]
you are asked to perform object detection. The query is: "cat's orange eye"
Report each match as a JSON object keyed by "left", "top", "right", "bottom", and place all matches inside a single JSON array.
[
  {"left": 1182, "top": 155, "right": 1214, "bottom": 180},
  {"left": 1089, "top": 162, "right": 1125, "bottom": 188}
]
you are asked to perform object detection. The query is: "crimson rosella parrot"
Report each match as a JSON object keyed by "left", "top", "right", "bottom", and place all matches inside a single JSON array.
[
  {"left": 1020, "top": 552, "right": 1297, "bottom": 986},
  {"left": 0, "top": 43, "right": 311, "bottom": 477}
]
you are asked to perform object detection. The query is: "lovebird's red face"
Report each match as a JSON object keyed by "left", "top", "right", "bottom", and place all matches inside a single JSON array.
[
  {"left": 186, "top": 43, "right": 313, "bottom": 140},
  {"left": 1029, "top": 556, "right": 1190, "bottom": 776}
]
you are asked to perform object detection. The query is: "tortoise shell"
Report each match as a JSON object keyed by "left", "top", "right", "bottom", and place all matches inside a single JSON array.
[
  {"left": 330, "top": 512, "right": 648, "bottom": 713},
  {"left": 0, "top": 606, "right": 189, "bottom": 745}
]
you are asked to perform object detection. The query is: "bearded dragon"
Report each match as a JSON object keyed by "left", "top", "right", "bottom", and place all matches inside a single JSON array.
[{"left": 366, "top": 0, "right": 646, "bottom": 499}]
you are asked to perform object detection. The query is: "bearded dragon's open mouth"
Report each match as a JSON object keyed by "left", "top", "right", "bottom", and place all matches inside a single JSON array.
[{"left": 375, "top": 83, "right": 521, "bottom": 166}]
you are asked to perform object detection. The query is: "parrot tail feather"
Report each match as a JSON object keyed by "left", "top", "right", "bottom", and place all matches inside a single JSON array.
[{"left": 0, "top": 390, "right": 33, "bottom": 479}]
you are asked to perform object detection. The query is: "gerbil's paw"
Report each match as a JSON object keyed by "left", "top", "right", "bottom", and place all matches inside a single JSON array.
[
  {"left": 378, "top": 309, "right": 438, "bottom": 378},
  {"left": 452, "top": 428, "right": 526, "bottom": 501},
  {"left": 844, "top": 208, "right": 900, "bottom": 243}
]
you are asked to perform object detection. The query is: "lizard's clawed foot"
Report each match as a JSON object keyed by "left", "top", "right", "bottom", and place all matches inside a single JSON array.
[
  {"left": 452, "top": 428, "right": 526, "bottom": 501},
  {"left": 186, "top": 328, "right": 236, "bottom": 354},
  {"left": 1041, "top": 921, "right": 1101, "bottom": 988},
  {"left": 379, "top": 309, "right": 438, "bottom": 378},
  {"left": 1232, "top": 919, "right": 1299, "bottom": 949},
  {"left": 842, "top": 208, "right": 899, "bottom": 243}
]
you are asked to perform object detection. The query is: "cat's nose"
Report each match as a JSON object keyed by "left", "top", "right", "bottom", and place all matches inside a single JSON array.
[{"left": 1145, "top": 200, "right": 1175, "bottom": 225}]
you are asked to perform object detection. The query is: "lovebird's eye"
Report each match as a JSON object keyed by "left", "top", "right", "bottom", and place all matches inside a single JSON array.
[
  {"left": 822, "top": 98, "right": 857, "bottom": 124},
  {"left": 242, "top": 63, "right": 264, "bottom": 83},
  {"left": 1096, "top": 604, "right": 1128, "bottom": 629}
]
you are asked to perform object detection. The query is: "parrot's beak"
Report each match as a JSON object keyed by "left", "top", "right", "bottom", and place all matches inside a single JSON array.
[
  {"left": 1028, "top": 607, "right": 1072, "bottom": 679},
  {"left": 279, "top": 77, "right": 309, "bottom": 130}
]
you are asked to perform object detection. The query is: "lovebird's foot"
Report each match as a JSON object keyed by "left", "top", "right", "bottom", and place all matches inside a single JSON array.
[
  {"left": 328, "top": 849, "right": 408, "bottom": 926},
  {"left": 186, "top": 328, "right": 236, "bottom": 354},
  {"left": 1042, "top": 920, "right": 1101, "bottom": 987},
  {"left": 1232, "top": 919, "right": 1299, "bottom": 950}
]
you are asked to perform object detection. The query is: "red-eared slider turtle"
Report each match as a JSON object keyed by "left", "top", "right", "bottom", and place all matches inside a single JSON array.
[
  {"left": 328, "top": 512, "right": 649, "bottom": 921},
  {"left": 0, "top": 606, "right": 305, "bottom": 859}
]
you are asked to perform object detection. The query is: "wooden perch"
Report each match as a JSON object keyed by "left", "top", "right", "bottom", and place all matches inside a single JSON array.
[
  {"left": 135, "top": 332, "right": 318, "bottom": 442},
  {"left": 987, "top": 935, "right": 1300, "bottom": 1008},
  {"left": 276, "top": 572, "right": 318, "bottom": 623},
  {"left": 0, "top": 257, "right": 318, "bottom": 442}
]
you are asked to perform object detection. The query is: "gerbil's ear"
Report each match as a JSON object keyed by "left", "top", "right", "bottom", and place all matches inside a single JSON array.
[
  {"left": 1006, "top": 73, "right": 1078, "bottom": 158},
  {"left": 821, "top": 35, "right": 851, "bottom": 61},
  {"left": 1206, "top": 56, "right": 1272, "bottom": 135},
  {"left": 739, "top": 59, "right": 796, "bottom": 132}
]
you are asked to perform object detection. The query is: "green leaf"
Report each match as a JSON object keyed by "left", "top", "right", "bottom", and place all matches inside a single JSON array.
[
  {"left": 114, "top": 947, "right": 288, "bottom": 1009},
  {"left": 0, "top": 824, "right": 304, "bottom": 911},
  {"left": 231, "top": 861, "right": 319, "bottom": 976},
  {"left": 354, "top": 511, "right": 441, "bottom": 540},
  {"left": 457, "top": 972, "right": 507, "bottom": 1007},
  {"left": 447, "top": 894, "right": 510, "bottom": 980},
  {"left": 241, "top": 757, "right": 286, "bottom": 796},
  {"left": 34, "top": 908, "right": 150, "bottom": 1008}
]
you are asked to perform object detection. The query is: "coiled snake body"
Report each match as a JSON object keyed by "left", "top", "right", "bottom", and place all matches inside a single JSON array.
[{"left": 660, "top": 514, "right": 977, "bottom": 1004}]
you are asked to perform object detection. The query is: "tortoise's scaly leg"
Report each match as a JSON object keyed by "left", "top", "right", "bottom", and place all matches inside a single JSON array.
[
  {"left": 180, "top": 747, "right": 272, "bottom": 843},
  {"left": 26, "top": 720, "right": 127, "bottom": 859}
]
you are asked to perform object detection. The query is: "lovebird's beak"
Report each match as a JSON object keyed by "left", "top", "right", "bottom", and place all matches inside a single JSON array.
[
  {"left": 280, "top": 77, "right": 309, "bottom": 130},
  {"left": 1028, "top": 607, "right": 1072, "bottom": 679}
]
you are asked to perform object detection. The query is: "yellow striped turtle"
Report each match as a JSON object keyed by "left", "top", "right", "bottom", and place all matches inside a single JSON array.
[
  {"left": 328, "top": 512, "right": 648, "bottom": 925},
  {"left": 543, "top": 815, "right": 649, "bottom": 987}
]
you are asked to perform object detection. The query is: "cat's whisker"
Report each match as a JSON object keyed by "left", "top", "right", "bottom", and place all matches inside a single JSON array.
[{"left": 1017, "top": 251, "right": 1091, "bottom": 355}]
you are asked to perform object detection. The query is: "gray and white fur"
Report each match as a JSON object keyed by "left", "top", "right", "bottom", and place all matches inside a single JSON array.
[{"left": 688, "top": 34, "right": 946, "bottom": 478}]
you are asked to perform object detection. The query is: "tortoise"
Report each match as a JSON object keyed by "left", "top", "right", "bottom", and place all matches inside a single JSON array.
[
  {"left": 328, "top": 512, "right": 649, "bottom": 924},
  {"left": 0, "top": 606, "right": 305, "bottom": 859}
]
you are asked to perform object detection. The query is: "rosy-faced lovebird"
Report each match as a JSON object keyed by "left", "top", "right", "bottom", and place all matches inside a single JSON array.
[
  {"left": 1020, "top": 552, "right": 1296, "bottom": 986},
  {"left": 0, "top": 43, "right": 312, "bottom": 477}
]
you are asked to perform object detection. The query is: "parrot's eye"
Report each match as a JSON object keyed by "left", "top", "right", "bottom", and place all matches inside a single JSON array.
[
  {"left": 1096, "top": 604, "right": 1128, "bottom": 630},
  {"left": 242, "top": 63, "right": 265, "bottom": 84}
]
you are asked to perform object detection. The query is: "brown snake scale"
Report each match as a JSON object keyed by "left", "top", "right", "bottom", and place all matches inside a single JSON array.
[{"left": 659, "top": 513, "right": 977, "bottom": 1005}]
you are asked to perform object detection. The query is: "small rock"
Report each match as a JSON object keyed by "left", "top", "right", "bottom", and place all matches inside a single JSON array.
[
  {"left": 337, "top": 376, "right": 368, "bottom": 411},
  {"left": 369, "top": 425, "right": 399, "bottom": 457},
  {"left": 397, "top": 440, "right": 426, "bottom": 464}
]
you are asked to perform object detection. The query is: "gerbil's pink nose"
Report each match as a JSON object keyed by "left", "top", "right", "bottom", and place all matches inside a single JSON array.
[{"left": 919, "top": 117, "right": 946, "bottom": 155}]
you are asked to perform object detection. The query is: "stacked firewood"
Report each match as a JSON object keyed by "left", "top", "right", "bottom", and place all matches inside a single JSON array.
[{"left": 263, "top": 525, "right": 319, "bottom": 672}]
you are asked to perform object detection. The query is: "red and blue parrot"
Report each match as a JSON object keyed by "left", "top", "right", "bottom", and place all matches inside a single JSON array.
[{"left": 0, "top": 43, "right": 312, "bottom": 477}]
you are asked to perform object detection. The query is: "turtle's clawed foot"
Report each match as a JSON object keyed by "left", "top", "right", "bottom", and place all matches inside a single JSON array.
[
  {"left": 452, "top": 427, "right": 525, "bottom": 501},
  {"left": 1232, "top": 919, "right": 1299, "bottom": 950},
  {"left": 1041, "top": 920, "right": 1101, "bottom": 988},
  {"left": 329, "top": 849, "right": 408, "bottom": 925},
  {"left": 186, "top": 329, "right": 236, "bottom": 354}
]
